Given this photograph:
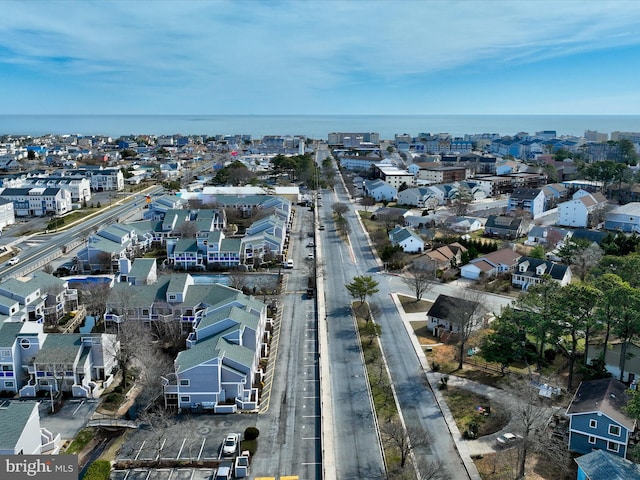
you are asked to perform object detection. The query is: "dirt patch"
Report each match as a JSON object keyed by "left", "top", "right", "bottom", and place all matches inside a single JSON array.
[{"left": 474, "top": 451, "right": 576, "bottom": 480}]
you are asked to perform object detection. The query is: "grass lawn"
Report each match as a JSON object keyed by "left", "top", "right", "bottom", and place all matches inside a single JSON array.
[
  {"left": 398, "top": 294, "right": 432, "bottom": 313},
  {"left": 441, "top": 386, "right": 510, "bottom": 437},
  {"left": 410, "top": 321, "right": 440, "bottom": 346}
]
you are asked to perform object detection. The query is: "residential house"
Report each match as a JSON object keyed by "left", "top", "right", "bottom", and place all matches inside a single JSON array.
[
  {"left": 426, "top": 294, "right": 482, "bottom": 338},
  {"left": 444, "top": 216, "right": 485, "bottom": 233},
  {"left": 525, "top": 226, "right": 571, "bottom": 248},
  {"left": 460, "top": 248, "right": 521, "bottom": 281},
  {"left": 0, "top": 197, "right": 16, "bottom": 231},
  {"left": 0, "top": 401, "right": 61, "bottom": 455},
  {"left": 567, "top": 378, "right": 637, "bottom": 458},
  {"left": 484, "top": 215, "right": 529, "bottom": 239},
  {"left": 575, "top": 449, "right": 640, "bottom": 480},
  {"left": 167, "top": 238, "right": 205, "bottom": 270},
  {"left": 425, "top": 243, "right": 468, "bottom": 271},
  {"left": 388, "top": 227, "right": 425, "bottom": 253},
  {"left": 0, "top": 320, "right": 116, "bottom": 399},
  {"left": 363, "top": 179, "right": 397, "bottom": 202},
  {"left": 139, "top": 279, "right": 269, "bottom": 413},
  {"left": 397, "top": 186, "right": 440, "bottom": 209},
  {"left": 586, "top": 340, "right": 640, "bottom": 384},
  {"left": 604, "top": 202, "right": 640, "bottom": 233},
  {"left": 558, "top": 190, "right": 608, "bottom": 228},
  {"left": 512, "top": 257, "right": 572, "bottom": 289},
  {"left": 506, "top": 188, "right": 546, "bottom": 218},
  {"left": 0, "top": 187, "right": 72, "bottom": 217}
]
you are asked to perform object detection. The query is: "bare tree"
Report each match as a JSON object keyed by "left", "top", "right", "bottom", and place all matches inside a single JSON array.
[
  {"left": 174, "top": 221, "right": 198, "bottom": 239},
  {"left": 381, "top": 418, "right": 431, "bottom": 469},
  {"left": 228, "top": 272, "right": 248, "bottom": 291},
  {"left": 403, "top": 260, "right": 435, "bottom": 302},
  {"left": 361, "top": 196, "right": 376, "bottom": 212},
  {"left": 80, "top": 281, "right": 112, "bottom": 318},
  {"left": 136, "top": 407, "right": 179, "bottom": 465},
  {"left": 332, "top": 202, "right": 349, "bottom": 218},
  {"left": 503, "top": 378, "right": 570, "bottom": 479},
  {"left": 444, "top": 291, "right": 485, "bottom": 370},
  {"left": 42, "top": 263, "right": 54, "bottom": 274}
]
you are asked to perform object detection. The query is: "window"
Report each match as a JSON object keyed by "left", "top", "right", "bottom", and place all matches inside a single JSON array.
[
  {"left": 2, "top": 365, "right": 13, "bottom": 371},
  {"left": 608, "top": 441, "right": 620, "bottom": 453},
  {"left": 0, "top": 349, "right": 10, "bottom": 357},
  {"left": 609, "top": 425, "right": 621, "bottom": 437},
  {"left": 588, "top": 436, "right": 596, "bottom": 445},
  {"left": 5, "top": 381, "right": 14, "bottom": 388},
  {"left": 180, "top": 379, "right": 190, "bottom": 386},
  {"left": 180, "top": 396, "right": 190, "bottom": 403},
  {"left": 20, "top": 338, "right": 30, "bottom": 349},
  {"left": 589, "top": 419, "right": 597, "bottom": 429}
]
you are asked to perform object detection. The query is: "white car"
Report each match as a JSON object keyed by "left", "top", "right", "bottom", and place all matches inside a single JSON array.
[
  {"left": 496, "top": 432, "right": 521, "bottom": 446},
  {"left": 7, "top": 257, "right": 19, "bottom": 266},
  {"left": 222, "top": 433, "right": 239, "bottom": 456},
  {"left": 307, "top": 253, "right": 315, "bottom": 260},
  {"left": 283, "top": 259, "right": 294, "bottom": 269}
]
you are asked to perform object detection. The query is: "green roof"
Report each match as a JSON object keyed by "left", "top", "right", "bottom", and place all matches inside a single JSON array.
[
  {"left": 0, "top": 321, "right": 23, "bottom": 348},
  {"left": 0, "top": 402, "right": 39, "bottom": 451},
  {"left": 34, "top": 334, "right": 83, "bottom": 365}
]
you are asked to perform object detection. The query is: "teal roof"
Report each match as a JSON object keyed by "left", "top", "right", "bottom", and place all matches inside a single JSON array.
[
  {"left": 128, "top": 258, "right": 156, "bottom": 279},
  {"left": 34, "top": 333, "right": 83, "bottom": 365},
  {"left": 0, "top": 402, "right": 39, "bottom": 451},
  {"left": 575, "top": 449, "right": 640, "bottom": 479},
  {"left": 0, "top": 321, "right": 23, "bottom": 348},
  {"left": 174, "top": 238, "right": 199, "bottom": 253},
  {"left": 219, "top": 238, "right": 241, "bottom": 253}
]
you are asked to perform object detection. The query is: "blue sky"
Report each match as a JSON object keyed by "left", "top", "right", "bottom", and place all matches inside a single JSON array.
[{"left": 2, "top": 0, "right": 640, "bottom": 115}]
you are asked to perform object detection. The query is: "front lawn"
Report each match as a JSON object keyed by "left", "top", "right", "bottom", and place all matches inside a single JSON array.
[{"left": 441, "top": 386, "right": 509, "bottom": 438}]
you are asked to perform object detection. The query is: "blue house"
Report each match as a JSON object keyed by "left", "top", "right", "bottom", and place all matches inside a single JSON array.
[
  {"left": 575, "top": 449, "right": 640, "bottom": 480},
  {"left": 567, "top": 378, "right": 637, "bottom": 459}
]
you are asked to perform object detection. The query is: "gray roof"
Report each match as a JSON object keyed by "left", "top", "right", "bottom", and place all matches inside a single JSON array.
[
  {"left": 428, "top": 294, "right": 479, "bottom": 321},
  {"left": 574, "top": 449, "right": 640, "bottom": 479},
  {"left": 0, "top": 401, "right": 39, "bottom": 451},
  {"left": 516, "top": 257, "right": 569, "bottom": 281},
  {"left": 567, "top": 378, "right": 635, "bottom": 430}
]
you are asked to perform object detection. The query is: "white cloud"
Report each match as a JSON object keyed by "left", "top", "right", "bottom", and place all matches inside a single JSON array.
[{"left": 1, "top": 0, "right": 640, "bottom": 113}]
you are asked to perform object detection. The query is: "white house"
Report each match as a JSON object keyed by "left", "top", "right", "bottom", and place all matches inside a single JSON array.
[
  {"left": 512, "top": 257, "right": 572, "bottom": 289},
  {"left": 363, "top": 179, "right": 397, "bottom": 202},
  {"left": 388, "top": 226, "right": 425, "bottom": 253},
  {"left": 557, "top": 190, "right": 608, "bottom": 228}
]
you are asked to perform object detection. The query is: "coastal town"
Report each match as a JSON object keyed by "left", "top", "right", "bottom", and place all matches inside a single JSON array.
[{"left": 1, "top": 127, "right": 640, "bottom": 480}]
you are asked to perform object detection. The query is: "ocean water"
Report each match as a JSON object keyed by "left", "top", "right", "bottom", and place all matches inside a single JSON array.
[{"left": 0, "top": 114, "right": 639, "bottom": 140}]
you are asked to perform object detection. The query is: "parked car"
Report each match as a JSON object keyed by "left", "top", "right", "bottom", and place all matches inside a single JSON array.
[
  {"left": 307, "top": 253, "right": 314, "bottom": 260},
  {"left": 496, "top": 432, "right": 521, "bottom": 446},
  {"left": 222, "top": 433, "right": 239, "bottom": 456},
  {"left": 319, "top": 225, "right": 325, "bottom": 231},
  {"left": 7, "top": 257, "right": 19, "bottom": 266},
  {"left": 283, "top": 259, "right": 294, "bottom": 269},
  {"left": 307, "top": 241, "right": 315, "bottom": 247}
]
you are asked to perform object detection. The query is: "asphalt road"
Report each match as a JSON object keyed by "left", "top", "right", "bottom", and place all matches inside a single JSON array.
[
  {"left": 251, "top": 204, "right": 322, "bottom": 479},
  {"left": 325, "top": 156, "right": 472, "bottom": 479}
]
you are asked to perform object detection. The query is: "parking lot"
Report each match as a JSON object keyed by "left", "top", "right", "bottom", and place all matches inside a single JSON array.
[{"left": 110, "top": 467, "right": 216, "bottom": 480}]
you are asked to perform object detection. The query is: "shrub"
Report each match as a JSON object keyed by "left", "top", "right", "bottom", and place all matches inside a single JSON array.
[
  {"left": 113, "top": 386, "right": 124, "bottom": 394},
  {"left": 543, "top": 348, "right": 556, "bottom": 363},
  {"left": 83, "top": 460, "right": 111, "bottom": 480},
  {"left": 244, "top": 426, "right": 260, "bottom": 441}
]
